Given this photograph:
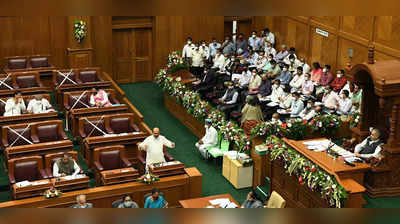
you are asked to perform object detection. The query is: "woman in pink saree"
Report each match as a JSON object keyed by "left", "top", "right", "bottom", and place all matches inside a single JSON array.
[{"left": 90, "top": 88, "right": 112, "bottom": 107}]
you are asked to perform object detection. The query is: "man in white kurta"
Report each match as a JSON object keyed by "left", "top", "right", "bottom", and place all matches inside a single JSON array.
[
  {"left": 27, "top": 95, "right": 55, "bottom": 114},
  {"left": 139, "top": 128, "right": 175, "bottom": 166},
  {"left": 4, "top": 93, "right": 26, "bottom": 116},
  {"left": 195, "top": 119, "right": 218, "bottom": 159}
]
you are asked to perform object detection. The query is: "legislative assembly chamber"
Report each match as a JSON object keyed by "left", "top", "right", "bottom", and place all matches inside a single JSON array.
[{"left": 0, "top": 16, "right": 399, "bottom": 209}]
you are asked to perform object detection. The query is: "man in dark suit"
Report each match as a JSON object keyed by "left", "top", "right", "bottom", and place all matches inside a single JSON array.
[{"left": 194, "top": 66, "right": 216, "bottom": 97}]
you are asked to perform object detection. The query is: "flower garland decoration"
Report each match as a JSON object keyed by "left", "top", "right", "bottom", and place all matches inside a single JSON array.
[
  {"left": 44, "top": 187, "right": 62, "bottom": 199},
  {"left": 166, "top": 51, "right": 189, "bottom": 74},
  {"left": 137, "top": 169, "right": 160, "bottom": 185},
  {"left": 348, "top": 112, "right": 360, "bottom": 128},
  {"left": 155, "top": 51, "right": 251, "bottom": 154},
  {"left": 74, "top": 20, "right": 87, "bottom": 43},
  {"left": 308, "top": 114, "right": 342, "bottom": 136},
  {"left": 265, "top": 136, "right": 348, "bottom": 208}
]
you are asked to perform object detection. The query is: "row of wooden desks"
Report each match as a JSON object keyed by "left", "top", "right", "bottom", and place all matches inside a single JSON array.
[{"left": 179, "top": 194, "right": 239, "bottom": 208}]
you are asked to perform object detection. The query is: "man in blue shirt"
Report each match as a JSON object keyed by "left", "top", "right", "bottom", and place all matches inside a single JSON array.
[
  {"left": 275, "top": 63, "right": 292, "bottom": 85},
  {"left": 144, "top": 188, "right": 168, "bottom": 208}
]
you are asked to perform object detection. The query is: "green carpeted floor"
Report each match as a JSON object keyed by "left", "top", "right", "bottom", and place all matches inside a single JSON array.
[{"left": 0, "top": 81, "right": 399, "bottom": 207}]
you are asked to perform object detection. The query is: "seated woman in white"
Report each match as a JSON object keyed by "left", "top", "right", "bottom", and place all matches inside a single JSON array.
[
  {"left": 4, "top": 92, "right": 26, "bottom": 116},
  {"left": 27, "top": 95, "right": 56, "bottom": 114},
  {"left": 90, "top": 88, "right": 112, "bottom": 107}
]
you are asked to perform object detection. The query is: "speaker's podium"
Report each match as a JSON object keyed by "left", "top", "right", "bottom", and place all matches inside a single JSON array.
[{"left": 149, "top": 161, "right": 185, "bottom": 177}]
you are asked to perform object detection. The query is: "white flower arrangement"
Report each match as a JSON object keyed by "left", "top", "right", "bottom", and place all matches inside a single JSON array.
[{"left": 74, "top": 20, "right": 87, "bottom": 43}]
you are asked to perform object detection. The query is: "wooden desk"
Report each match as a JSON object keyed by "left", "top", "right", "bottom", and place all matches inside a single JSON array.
[
  {"left": 179, "top": 194, "right": 239, "bottom": 208},
  {"left": 12, "top": 179, "right": 52, "bottom": 200},
  {"left": 0, "top": 167, "right": 202, "bottom": 208},
  {"left": 5, "top": 140, "right": 73, "bottom": 161},
  {"left": 222, "top": 155, "right": 253, "bottom": 189},
  {"left": 150, "top": 161, "right": 185, "bottom": 177},
  {"left": 51, "top": 175, "right": 90, "bottom": 192},
  {"left": 100, "top": 168, "right": 139, "bottom": 185},
  {"left": 267, "top": 138, "right": 370, "bottom": 208}
]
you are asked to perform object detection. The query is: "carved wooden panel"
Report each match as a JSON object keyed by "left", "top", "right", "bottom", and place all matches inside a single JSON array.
[
  {"left": 310, "top": 26, "right": 338, "bottom": 71},
  {"left": 337, "top": 38, "right": 369, "bottom": 71},
  {"left": 286, "top": 17, "right": 309, "bottom": 58},
  {"left": 341, "top": 16, "right": 374, "bottom": 41},
  {"left": 67, "top": 48, "right": 93, "bottom": 68},
  {"left": 374, "top": 16, "right": 400, "bottom": 52},
  {"left": 310, "top": 16, "right": 340, "bottom": 30}
]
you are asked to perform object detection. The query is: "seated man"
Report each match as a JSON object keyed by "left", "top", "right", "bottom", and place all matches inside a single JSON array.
[
  {"left": 144, "top": 188, "right": 168, "bottom": 208},
  {"left": 278, "top": 90, "right": 295, "bottom": 110},
  {"left": 265, "top": 59, "right": 281, "bottom": 79},
  {"left": 117, "top": 194, "right": 139, "bottom": 208},
  {"left": 195, "top": 119, "right": 218, "bottom": 159},
  {"left": 275, "top": 63, "right": 292, "bottom": 85},
  {"left": 90, "top": 88, "right": 112, "bottom": 107},
  {"left": 53, "top": 152, "right": 81, "bottom": 177},
  {"left": 322, "top": 85, "right": 339, "bottom": 112},
  {"left": 139, "top": 127, "right": 175, "bottom": 167},
  {"left": 299, "top": 101, "right": 321, "bottom": 121},
  {"left": 331, "top": 69, "right": 347, "bottom": 92},
  {"left": 71, "top": 194, "right": 93, "bottom": 208},
  {"left": 241, "top": 189, "right": 264, "bottom": 208},
  {"left": 289, "top": 66, "right": 305, "bottom": 93},
  {"left": 248, "top": 68, "right": 262, "bottom": 93},
  {"left": 354, "top": 128, "right": 383, "bottom": 159},
  {"left": 233, "top": 65, "right": 251, "bottom": 89},
  {"left": 27, "top": 94, "right": 56, "bottom": 114},
  {"left": 265, "top": 79, "right": 285, "bottom": 103},
  {"left": 286, "top": 92, "right": 304, "bottom": 118},
  {"left": 336, "top": 90, "right": 352, "bottom": 115},
  {"left": 4, "top": 92, "right": 26, "bottom": 116},
  {"left": 257, "top": 73, "right": 272, "bottom": 100},
  {"left": 271, "top": 112, "right": 282, "bottom": 125},
  {"left": 217, "top": 81, "right": 239, "bottom": 120},
  {"left": 301, "top": 73, "right": 314, "bottom": 96}
]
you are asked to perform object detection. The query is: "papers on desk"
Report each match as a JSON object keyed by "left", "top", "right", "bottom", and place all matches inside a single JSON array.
[
  {"left": 277, "top": 109, "right": 290, "bottom": 114},
  {"left": 231, "top": 74, "right": 242, "bottom": 81},
  {"left": 209, "top": 198, "right": 238, "bottom": 208},
  {"left": 16, "top": 181, "right": 31, "bottom": 188},
  {"left": 103, "top": 134, "right": 117, "bottom": 137},
  {"left": 62, "top": 174, "right": 86, "bottom": 180},
  {"left": 267, "top": 102, "right": 278, "bottom": 107},
  {"left": 224, "top": 151, "right": 249, "bottom": 160},
  {"left": 303, "top": 140, "right": 361, "bottom": 162}
]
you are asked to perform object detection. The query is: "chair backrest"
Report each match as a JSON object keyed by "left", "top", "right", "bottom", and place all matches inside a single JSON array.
[
  {"left": 68, "top": 93, "right": 89, "bottom": 109},
  {"left": 112, "top": 199, "right": 123, "bottom": 208},
  {"left": 7, "top": 127, "right": 32, "bottom": 146},
  {"left": 37, "top": 124, "right": 59, "bottom": 142},
  {"left": 84, "top": 119, "right": 105, "bottom": 137},
  {"left": 79, "top": 70, "right": 99, "bottom": 83},
  {"left": 220, "top": 135, "right": 230, "bottom": 152},
  {"left": 14, "top": 160, "right": 39, "bottom": 182},
  {"left": 0, "top": 77, "right": 13, "bottom": 90},
  {"left": 99, "top": 150, "right": 121, "bottom": 170},
  {"left": 8, "top": 58, "right": 27, "bottom": 69},
  {"left": 56, "top": 71, "right": 76, "bottom": 85},
  {"left": 30, "top": 57, "right": 49, "bottom": 68},
  {"left": 15, "top": 74, "right": 38, "bottom": 88},
  {"left": 110, "top": 117, "right": 131, "bottom": 134},
  {"left": 0, "top": 100, "right": 6, "bottom": 116},
  {"left": 266, "top": 191, "right": 286, "bottom": 208}
]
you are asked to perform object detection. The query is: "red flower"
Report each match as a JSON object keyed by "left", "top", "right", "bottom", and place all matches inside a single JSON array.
[
  {"left": 305, "top": 166, "right": 310, "bottom": 171},
  {"left": 309, "top": 120, "right": 315, "bottom": 126},
  {"left": 330, "top": 123, "right": 334, "bottom": 126},
  {"left": 311, "top": 167, "right": 317, "bottom": 172},
  {"left": 303, "top": 120, "right": 308, "bottom": 125},
  {"left": 298, "top": 176, "right": 303, "bottom": 183},
  {"left": 281, "top": 123, "right": 288, "bottom": 129}
]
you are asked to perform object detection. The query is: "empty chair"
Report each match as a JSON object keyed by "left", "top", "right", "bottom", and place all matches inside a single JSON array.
[
  {"left": 3, "top": 126, "right": 32, "bottom": 147},
  {"left": 80, "top": 119, "right": 106, "bottom": 138},
  {"left": 0, "top": 76, "right": 13, "bottom": 91},
  {"left": 266, "top": 191, "right": 286, "bottom": 208},
  {"left": 77, "top": 68, "right": 103, "bottom": 83},
  {"left": 93, "top": 145, "right": 138, "bottom": 185},
  {"left": 30, "top": 57, "right": 49, "bottom": 68},
  {"left": 13, "top": 72, "right": 42, "bottom": 88},
  {"left": 33, "top": 122, "right": 68, "bottom": 143},
  {"left": 8, "top": 57, "right": 27, "bottom": 70},
  {"left": 54, "top": 69, "right": 78, "bottom": 86},
  {"left": 107, "top": 117, "right": 139, "bottom": 134},
  {"left": 66, "top": 93, "right": 89, "bottom": 110}
]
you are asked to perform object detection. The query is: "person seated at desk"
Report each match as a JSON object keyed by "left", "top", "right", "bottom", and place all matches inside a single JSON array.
[
  {"left": 196, "top": 119, "right": 218, "bottom": 159},
  {"left": 248, "top": 68, "right": 262, "bottom": 94},
  {"left": 90, "top": 88, "right": 112, "bottom": 107},
  {"left": 27, "top": 94, "right": 56, "bottom": 114},
  {"left": 275, "top": 63, "right": 292, "bottom": 85},
  {"left": 241, "top": 189, "right": 264, "bottom": 208},
  {"left": 336, "top": 90, "right": 352, "bottom": 115},
  {"left": 118, "top": 194, "right": 139, "bottom": 208},
  {"left": 301, "top": 73, "right": 314, "bottom": 96},
  {"left": 322, "top": 85, "right": 340, "bottom": 112},
  {"left": 139, "top": 127, "right": 175, "bottom": 166},
  {"left": 53, "top": 152, "right": 81, "bottom": 177},
  {"left": 286, "top": 92, "right": 304, "bottom": 118},
  {"left": 71, "top": 194, "right": 93, "bottom": 208},
  {"left": 354, "top": 128, "right": 384, "bottom": 159},
  {"left": 257, "top": 73, "right": 272, "bottom": 100},
  {"left": 4, "top": 92, "right": 26, "bottom": 116},
  {"left": 289, "top": 66, "right": 305, "bottom": 93},
  {"left": 271, "top": 112, "right": 282, "bottom": 125},
  {"left": 217, "top": 81, "right": 239, "bottom": 120},
  {"left": 144, "top": 188, "right": 168, "bottom": 208},
  {"left": 299, "top": 101, "right": 321, "bottom": 121}
]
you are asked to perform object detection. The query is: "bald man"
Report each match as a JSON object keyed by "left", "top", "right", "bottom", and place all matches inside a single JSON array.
[{"left": 138, "top": 128, "right": 175, "bottom": 166}]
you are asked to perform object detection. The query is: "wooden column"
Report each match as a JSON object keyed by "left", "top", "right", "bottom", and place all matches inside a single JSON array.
[{"left": 66, "top": 16, "right": 93, "bottom": 68}]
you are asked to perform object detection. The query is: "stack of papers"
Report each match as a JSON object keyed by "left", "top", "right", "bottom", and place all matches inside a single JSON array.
[
  {"left": 31, "top": 180, "right": 48, "bottom": 186},
  {"left": 63, "top": 174, "right": 86, "bottom": 180},
  {"left": 209, "top": 198, "right": 237, "bottom": 208},
  {"left": 303, "top": 139, "right": 332, "bottom": 151},
  {"left": 16, "top": 180, "right": 31, "bottom": 188}
]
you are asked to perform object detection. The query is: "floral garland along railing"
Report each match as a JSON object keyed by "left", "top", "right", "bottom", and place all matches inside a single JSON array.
[
  {"left": 265, "top": 136, "right": 348, "bottom": 208},
  {"left": 155, "top": 51, "right": 251, "bottom": 154}
]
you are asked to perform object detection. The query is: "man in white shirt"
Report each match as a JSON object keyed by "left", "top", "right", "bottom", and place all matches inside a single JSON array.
[
  {"left": 182, "top": 37, "right": 195, "bottom": 64},
  {"left": 4, "top": 92, "right": 26, "bottom": 116},
  {"left": 267, "top": 80, "right": 285, "bottom": 103},
  {"left": 195, "top": 119, "right": 218, "bottom": 159},
  {"left": 301, "top": 73, "right": 314, "bottom": 96},
  {"left": 298, "top": 57, "right": 311, "bottom": 74},
  {"left": 354, "top": 128, "right": 383, "bottom": 159},
  {"left": 264, "top": 41, "right": 276, "bottom": 58},
  {"left": 299, "top": 100, "right": 320, "bottom": 120},
  {"left": 139, "top": 127, "right": 175, "bottom": 166},
  {"left": 199, "top": 40, "right": 210, "bottom": 60},
  {"left": 283, "top": 47, "right": 297, "bottom": 65},
  {"left": 247, "top": 50, "right": 259, "bottom": 66},
  {"left": 263, "top": 28, "right": 275, "bottom": 46},
  {"left": 290, "top": 67, "right": 305, "bottom": 93},
  {"left": 248, "top": 31, "right": 262, "bottom": 51},
  {"left": 255, "top": 51, "right": 267, "bottom": 71},
  {"left": 278, "top": 91, "right": 294, "bottom": 109},
  {"left": 53, "top": 152, "right": 80, "bottom": 177},
  {"left": 248, "top": 69, "right": 262, "bottom": 92},
  {"left": 322, "top": 85, "right": 340, "bottom": 111},
  {"left": 236, "top": 67, "right": 252, "bottom": 88},
  {"left": 275, "top": 44, "right": 289, "bottom": 63},
  {"left": 27, "top": 94, "right": 55, "bottom": 114},
  {"left": 212, "top": 49, "right": 226, "bottom": 71},
  {"left": 190, "top": 45, "right": 205, "bottom": 78},
  {"left": 336, "top": 90, "right": 352, "bottom": 115},
  {"left": 208, "top": 38, "right": 221, "bottom": 60}
]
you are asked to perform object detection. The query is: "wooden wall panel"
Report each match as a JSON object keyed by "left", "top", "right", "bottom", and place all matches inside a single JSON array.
[
  {"left": 286, "top": 17, "right": 309, "bottom": 59},
  {"left": 91, "top": 16, "right": 113, "bottom": 74},
  {"left": 337, "top": 38, "right": 369, "bottom": 71},
  {"left": 310, "top": 16, "right": 340, "bottom": 30},
  {"left": 341, "top": 16, "right": 374, "bottom": 41},
  {"left": 310, "top": 26, "right": 338, "bottom": 70}
]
